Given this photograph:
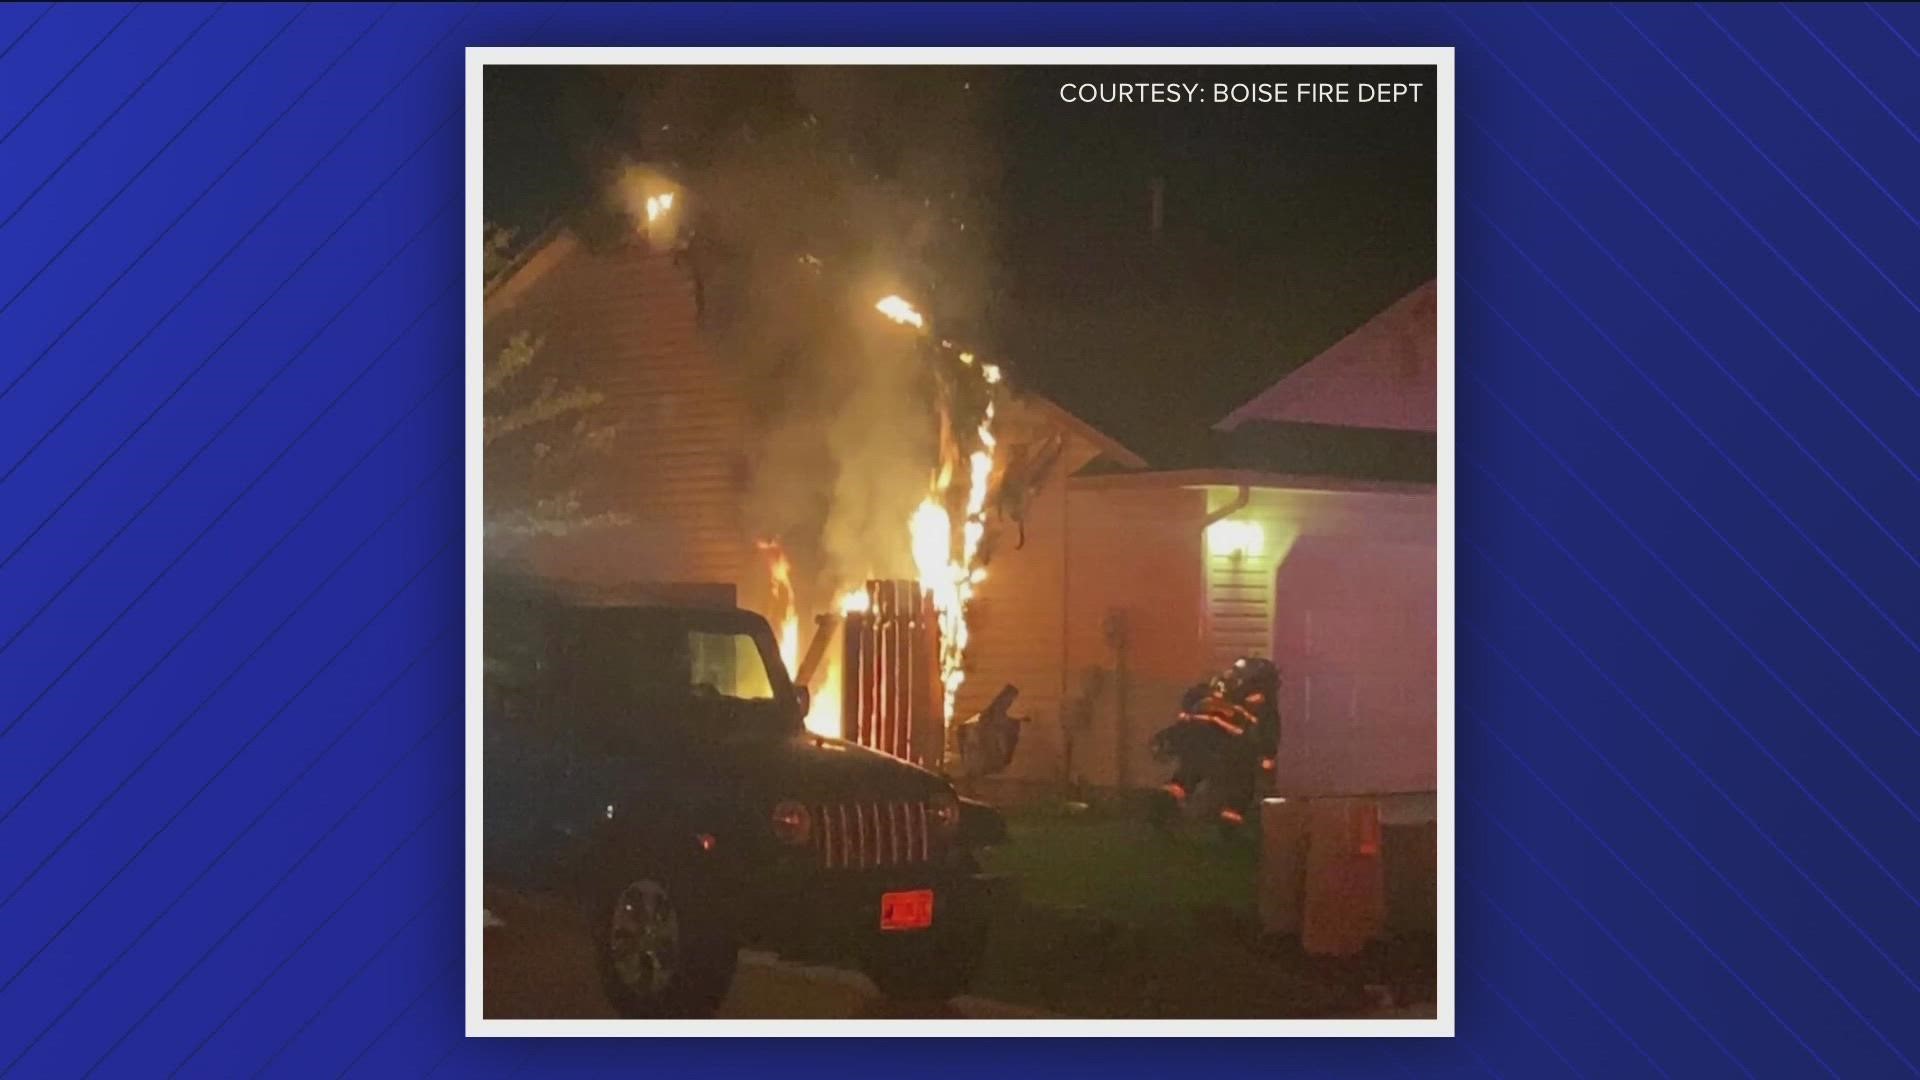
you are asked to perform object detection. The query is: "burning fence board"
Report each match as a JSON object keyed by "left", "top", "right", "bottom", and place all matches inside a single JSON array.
[{"left": 840, "top": 580, "right": 942, "bottom": 768}]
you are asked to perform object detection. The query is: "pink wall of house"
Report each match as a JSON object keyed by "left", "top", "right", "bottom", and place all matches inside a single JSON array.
[
  {"left": 1199, "top": 483, "right": 1435, "bottom": 798},
  {"left": 1269, "top": 529, "right": 1435, "bottom": 797}
]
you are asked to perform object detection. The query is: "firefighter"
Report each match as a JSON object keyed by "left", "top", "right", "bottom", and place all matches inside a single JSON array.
[
  {"left": 1211, "top": 656, "right": 1280, "bottom": 825},
  {"left": 1149, "top": 679, "right": 1226, "bottom": 823},
  {"left": 1148, "top": 657, "right": 1282, "bottom": 830},
  {"left": 1222, "top": 656, "right": 1281, "bottom": 768}
]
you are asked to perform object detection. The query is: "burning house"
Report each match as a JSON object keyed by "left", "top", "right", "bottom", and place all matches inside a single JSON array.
[{"left": 483, "top": 215, "right": 1435, "bottom": 800}]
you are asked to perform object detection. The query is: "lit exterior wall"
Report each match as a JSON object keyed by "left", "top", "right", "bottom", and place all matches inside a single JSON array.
[
  {"left": 1217, "top": 485, "right": 1434, "bottom": 797},
  {"left": 1049, "top": 478, "right": 1433, "bottom": 795},
  {"left": 1202, "top": 491, "right": 1292, "bottom": 672}
]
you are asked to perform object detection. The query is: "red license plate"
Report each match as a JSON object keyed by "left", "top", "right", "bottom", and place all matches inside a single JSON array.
[{"left": 879, "top": 889, "right": 934, "bottom": 931}]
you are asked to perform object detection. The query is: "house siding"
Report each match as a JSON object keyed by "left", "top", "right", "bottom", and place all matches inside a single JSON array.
[
  {"left": 1062, "top": 483, "right": 1207, "bottom": 789},
  {"left": 484, "top": 242, "right": 754, "bottom": 595},
  {"left": 1203, "top": 489, "right": 1280, "bottom": 672},
  {"left": 949, "top": 399, "right": 1102, "bottom": 784}
]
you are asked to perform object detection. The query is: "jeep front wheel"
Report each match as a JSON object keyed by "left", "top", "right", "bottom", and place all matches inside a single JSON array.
[{"left": 594, "top": 872, "right": 737, "bottom": 1017}]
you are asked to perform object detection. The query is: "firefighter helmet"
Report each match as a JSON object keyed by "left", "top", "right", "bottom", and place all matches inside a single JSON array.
[{"left": 1223, "top": 656, "right": 1280, "bottom": 703}]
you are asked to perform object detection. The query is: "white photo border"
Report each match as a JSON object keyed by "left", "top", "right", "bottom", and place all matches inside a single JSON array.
[{"left": 465, "top": 44, "right": 1456, "bottom": 1038}]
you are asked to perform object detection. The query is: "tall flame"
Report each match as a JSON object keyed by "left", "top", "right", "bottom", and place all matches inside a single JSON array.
[
  {"left": 936, "top": 397, "right": 1000, "bottom": 721},
  {"left": 873, "top": 293, "right": 1004, "bottom": 725},
  {"left": 808, "top": 587, "right": 873, "bottom": 741},
  {"left": 909, "top": 501, "right": 954, "bottom": 589},
  {"left": 907, "top": 497, "right": 965, "bottom": 723},
  {"left": 756, "top": 539, "right": 799, "bottom": 677},
  {"left": 807, "top": 295, "right": 1004, "bottom": 742},
  {"left": 813, "top": 630, "right": 845, "bottom": 737}
]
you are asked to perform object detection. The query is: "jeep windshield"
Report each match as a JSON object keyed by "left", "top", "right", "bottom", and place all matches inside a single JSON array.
[{"left": 556, "top": 608, "right": 797, "bottom": 736}]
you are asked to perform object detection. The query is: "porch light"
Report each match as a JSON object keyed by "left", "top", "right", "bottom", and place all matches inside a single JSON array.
[{"left": 1206, "top": 518, "right": 1264, "bottom": 559}]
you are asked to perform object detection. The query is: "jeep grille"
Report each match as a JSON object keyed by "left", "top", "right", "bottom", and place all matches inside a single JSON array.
[{"left": 813, "top": 800, "right": 932, "bottom": 869}]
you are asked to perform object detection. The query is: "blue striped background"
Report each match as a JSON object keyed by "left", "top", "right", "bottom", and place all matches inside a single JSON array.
[{"left": 0, "top": 2, "right": 1915, "bottom": 1075}]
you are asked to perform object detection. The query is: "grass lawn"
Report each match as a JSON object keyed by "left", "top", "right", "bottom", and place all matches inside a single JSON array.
[
  {"left": 970, "top": 804, "right": 1434, "bottom": 1019},
  {"left": 983, "top": 808, "right": 1258, "bottom": 924}
]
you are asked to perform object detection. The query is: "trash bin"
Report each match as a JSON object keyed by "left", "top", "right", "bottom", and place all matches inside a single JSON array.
[
  {"left": 1301, "top": 797, "right": 1386, "bottom": 956},
  {"left": 1380, "top": 792, "right": 1437, "bottom": 938},
  {"left": 1260, "top": 796, "right": 1395, "bottom": 955},
  {"left": 1258, "top": 797, "right": 1310, "bottom": 935}
]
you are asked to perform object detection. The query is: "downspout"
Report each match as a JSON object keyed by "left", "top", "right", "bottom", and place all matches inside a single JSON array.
[{"left": 1201, "top": 484, "right": 1253, "bottom": 530}]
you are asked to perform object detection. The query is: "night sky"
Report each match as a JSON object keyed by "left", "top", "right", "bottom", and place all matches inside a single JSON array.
[{"left": 485, "top": 64, "right": 1435, "bottom": 459}]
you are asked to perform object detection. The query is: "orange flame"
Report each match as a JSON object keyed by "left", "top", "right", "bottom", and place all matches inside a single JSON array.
[
  {"left": 858, "top": 295, "right": 1005, "bottom": 727},
  {"left": 874, "top": 294, "right": 925, "bottom": 329},
  {"left": 756, "top": 540, "right": 800, "bottom": 677},
  {"left": 809, "top": 586, "right": 871, "bottom": 740},
  {"left": 890, "top": 302, "right": 1003, "bottom": 723}
]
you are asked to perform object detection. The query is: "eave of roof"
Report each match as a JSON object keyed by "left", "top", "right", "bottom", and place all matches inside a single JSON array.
[
  {"left": 483, "top": 225, "right": 579, "bottom": 321},
  {"left": 1068, "top": 467, "right": 1433, "bottom": 498},
  {"left": 1015, "top": 390, "right": 1149, "bottom": 470}
]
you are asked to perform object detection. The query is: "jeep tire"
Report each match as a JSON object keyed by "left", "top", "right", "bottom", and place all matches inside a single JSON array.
[{"left": 592, "top": 866, "right": 738, "bottom": 1018}]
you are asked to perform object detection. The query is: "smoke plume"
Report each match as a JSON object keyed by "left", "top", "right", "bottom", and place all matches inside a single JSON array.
[{"left": 613, "top": 68, "right": 1003, "bottom": 614}]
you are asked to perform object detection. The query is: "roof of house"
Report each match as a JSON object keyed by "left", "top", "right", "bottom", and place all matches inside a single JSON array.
[
  {"left": 1042, "top": 280, "right": 1437, "bottom": 487},
  {"left": 1073, "top": 419, "right": 1434, "bottom": 486},
  {"left": 485, "top": 228, "right": 1151, "bottom": 468},
  {"left": 1216, "top": 280, "right": 1437, "bottom": 434},
  {"left": 486, "top": 229, "right": 1434, "bottom": 486},
  {"left": 1020, "top": 279, "right": 1437, "bottom": 478}
]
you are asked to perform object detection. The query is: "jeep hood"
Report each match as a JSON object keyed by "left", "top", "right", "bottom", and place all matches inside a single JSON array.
[{"left": 670, "top": 730, "right": 949, "bottom": 803}]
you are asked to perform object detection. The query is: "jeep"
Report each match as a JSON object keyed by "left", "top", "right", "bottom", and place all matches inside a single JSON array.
[{"left": 482, "top": 575, "right": 1003, "bottom": 1017}]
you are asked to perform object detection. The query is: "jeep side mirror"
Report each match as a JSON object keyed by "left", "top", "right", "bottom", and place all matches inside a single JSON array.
[{"left": 793, "top": 685, "right": 811, "bottom": 719}]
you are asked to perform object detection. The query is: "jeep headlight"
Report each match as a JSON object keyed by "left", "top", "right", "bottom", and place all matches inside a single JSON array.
[
  {"left": 770, "top": 800, "right": 812, "bottom": 845},
  {"left": 928, "top": 791, "right": 962, "bottom": 835}
]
